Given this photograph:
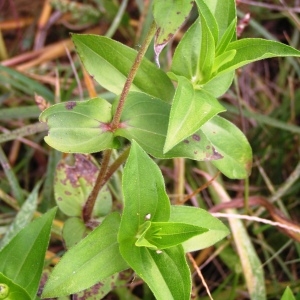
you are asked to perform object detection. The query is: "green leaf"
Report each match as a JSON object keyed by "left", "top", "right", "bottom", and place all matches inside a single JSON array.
[
  {"left": 169, "top": 206, "right": 229, "bottom": 252},
  {"left": 42, "top": 213, "right": 128, "bottom": 297},
  {"left": 215, "top": 18, "right": 236, "bottom": 55},
  {"left": 54, "top": 154, "right": 111, "bottom": 217},
  {"left": 198, "top": 15, "right": 215, "bottom": 83},
  {"left": 118, "top": 141, "right": 170, "bottom": 244},
  {"left": 152, "top": 0, "right": 193, "bottom": 64},
  {"left": 164, "top": 77, "right": 225, "bottom": 152},
  {"left": 202, "top": 71, "right": 234, "bottom": 98},
  {"left": 71, "top": 34, "right": 174, "bottom": 102},
  {"left": 195, "top": 0, "right": 219, "bottom": 44},
  {"left": 135, "top": 221, "right": 155, "bottom": 249},
  {"left": 0, "top": 181, "right": 41, "bottom": 249},
  {"left": 201, "top": 115, "right": 252, "bottom": 179},
  {"left": 213, "top": 49, "right": 236, "bottom": 73},
  {"left": 118, "top": 142, "right": 192, "bottom": 299},
  {"left": 169, "top": 20, "right": 201, "bottom": 81},
  {"left": 0, "top": 208, "right": 57, "bottom": 299},
  {"left": 280, "top": 287, "right": 296, "bottom": 300},
  {"left": 170, "top": 16, "right": 215, "bottom": 84},
  {"left": 119, "top": 242, "right": 191, "bottom": 300},
  {"left": 116, "top": 92, "right": 223, "bottom": 162},
  {"left": 201, "top": 0, "right": 236, "bottom": 41},
  {"left": 39, "top": 97, "right": 118, "bottom": 153},
  {"left": 0, "top": 273, "right": 31, "bottom": 300},
  {"left": 217, "top": 38, "right": 300, "bottom": 76},
  {"left": 62, "top": 217, "right": 89, "bottom": 249},
  {"left": 139, "top": 221, "right": 208, "bottom": 250}
]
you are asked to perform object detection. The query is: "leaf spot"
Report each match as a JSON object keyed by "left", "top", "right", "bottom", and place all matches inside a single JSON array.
[
  {"left": 212, "top": 147, "right": 223, "bottom": 160},
  {"left": 192, "top": 134, "right": 201, "bottom": 141},
  {"left": 65, "top": 101, "right": 77, "bottom": 110},
  {"left": 58, "top": 154, "right": 98, "bottom": 188},
  {"left": 183, "top": 139, "right": 189, "bottom": 144}
]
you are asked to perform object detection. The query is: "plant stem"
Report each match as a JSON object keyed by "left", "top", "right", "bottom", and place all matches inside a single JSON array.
[
  {"left": 83, "top": 22, "right": 157, "bottom": 222},
  {"left": 103, "top": 146, "right": 130, "bottom": 183},
  {"left": 110, "top": 21, "right": 157, "bottom": 131},
  {"left": 83, "top": 147, "right": 130, "bottom": 222},
  {"left": 83, "top": 149, "right": 112, "bottom": 223}
]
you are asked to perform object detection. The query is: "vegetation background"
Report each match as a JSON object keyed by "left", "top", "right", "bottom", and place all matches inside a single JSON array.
[{"left": 0, "top": 0, "right": 300, "bottom": 299}]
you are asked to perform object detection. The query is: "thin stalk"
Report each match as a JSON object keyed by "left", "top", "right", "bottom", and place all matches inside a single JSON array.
[
  {"left": 103, "top": 146, "right": 130, "bottom": 184},
  {"left": 270, "top": 159, "right": 300, "bottom": 203},
  {"left": 0, "top": 122, "right": 48, "bottom": 144},
  {"left": 83, "top": 22, "right": 157, "bottom": 222},
  {"left": 174, "top": 158, "right": 185, "bottom": 204},
  {"left": 110, "top": 21, "right": 157, "bottom": 130},
  {"left": 0, "top": 188, "right": 19, "bottom": 210},
  {"left": 244, "top": 177, "right": 251, "bottom": 214},
  {"left": 105, "top": 0, "right": 129, "bottom": 38},
  {"left": 83, "top": 149, "right": 112, "bottom": 222},
  {"left": 0, "top": 30, "right": 8, "bottom": 60}
]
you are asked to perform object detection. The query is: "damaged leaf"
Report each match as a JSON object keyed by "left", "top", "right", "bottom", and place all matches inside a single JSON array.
[
  {"left": 152, "top": 0, "right": 193, "bottom": 65},
  {"left": 39, "top": 97, "right": 119, "bottom": 153},
  {"left": 54, "top": 154, "right": 112, "bottom": 218},
  {"left": 115, "top": 92, "right": 223, "bottom": 162},
  {"left": 164, "top": 76, "right": 225, "bottom": 153},
  {"left": 71, "top": 34, "right": 174, "bottom": 102},
  {"left": 201, "top": 116, "right": 252, "bottom": 179}
]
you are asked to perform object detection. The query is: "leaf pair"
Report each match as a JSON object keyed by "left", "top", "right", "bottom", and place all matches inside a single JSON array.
[
  {"left": 42, "top": 141, "right": 229, "bottom": 299},
  {"left": 135, "top": 221, "right": 207, "bottom": 251},
  {"left": 40, "top": 92, "right": 251, "bottom": 179},
  {"left": 164, "top": 0, "right": 300, "bottom": 163}
]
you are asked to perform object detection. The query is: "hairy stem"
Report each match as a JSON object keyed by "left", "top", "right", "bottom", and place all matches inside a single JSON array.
[
  {"left": 83, "top": 22, "right": 157, "bottom": 222},
  {"left": 103, "top": 146, "right": 130, "bottom": 183},
  {"left": 110, "top": 21, "right": 157, "bottom": 130},
  {"left": 83, "top": 149, "right": 112, "bottom": 223}
]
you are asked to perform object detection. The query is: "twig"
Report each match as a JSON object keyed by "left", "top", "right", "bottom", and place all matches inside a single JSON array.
[
  {"left": 187, "top": 253, "right": 214, "bottom": 300},
  {"left": 212, "top": 212, "right": 300, "bottom": 236},
  {"left": 237, "top": 0, "right": 300, "bottom": 13},
  {"left": 270, "top": 159, "right": 300, "bottom": 203},
  {"left": 65, "top": 46, "right": 83, "bottom": 100},
  {"left": 181, "top": 171, "right": 220, "bottom": 204}
]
